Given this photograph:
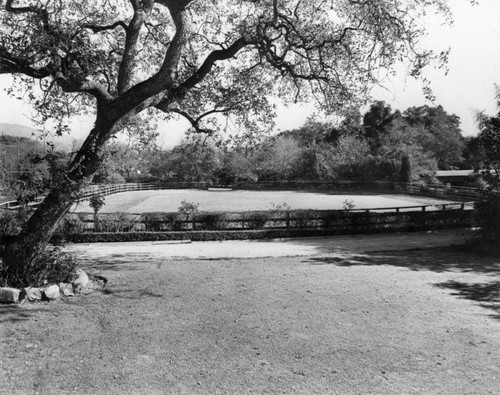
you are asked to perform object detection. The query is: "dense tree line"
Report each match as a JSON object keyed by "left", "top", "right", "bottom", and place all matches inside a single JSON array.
[
  {"left": 130, "top": 102, "right": 475, "bottom": 185},
  {"left": 2, "top": 101, "right": 485, "bottom": 191}
]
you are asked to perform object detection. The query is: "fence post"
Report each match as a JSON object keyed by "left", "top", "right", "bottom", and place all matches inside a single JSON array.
[
  {"left": 241, "top": 213, "right": 245, "bottom": 229},
  {"left": 286, "top": 211, "right": 290, "bottom": 228}
]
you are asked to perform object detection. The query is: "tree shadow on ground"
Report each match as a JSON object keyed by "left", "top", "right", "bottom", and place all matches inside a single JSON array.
[
  {"left": 102, "top": 286, "right": 164, "bottom": 300},
  {"left": 307, "top": 248, "right": 500, "bottom": 275},
  {"left": 435, "top": 280, "right": 500, "bottom": 321},
  {"left": 77, "top": 253, "right": 148, "bottom": 271},
  {"left": 0, "top": 304, "right": 49, "bottom": 323},
  {"left": 307, "top": 248, "right": 500, "bottom": 320}
]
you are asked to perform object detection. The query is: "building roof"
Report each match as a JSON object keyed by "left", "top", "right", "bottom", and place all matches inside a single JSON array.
[{"left": 435, "top": 170, "right": 474, "bottom": 177}]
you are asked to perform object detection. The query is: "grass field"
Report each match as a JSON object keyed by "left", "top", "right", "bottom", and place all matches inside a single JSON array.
[{"left": 71, "top": 189, "right": 455, "bottom": 213}]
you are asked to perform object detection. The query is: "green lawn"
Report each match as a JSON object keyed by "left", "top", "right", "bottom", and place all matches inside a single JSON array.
[{"left": 71, "top": 189, "right": 455, "bottom": 213}]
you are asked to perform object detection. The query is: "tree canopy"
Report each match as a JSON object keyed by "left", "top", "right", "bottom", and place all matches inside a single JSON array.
[{"left": 1, "top": 0, "right": 451, "bottom": 135}]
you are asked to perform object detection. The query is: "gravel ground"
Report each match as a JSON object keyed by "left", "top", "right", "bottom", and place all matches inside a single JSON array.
[{"left": 2, "top": 232, "right": 499, "bottom": 394}]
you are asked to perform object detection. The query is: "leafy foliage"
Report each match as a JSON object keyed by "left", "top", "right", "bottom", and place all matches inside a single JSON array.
[
  {"left": 89, "top": 193, "right": 106, "bottom": 214},
  {"left": 193, "top": 212, "right": 228, "bottom": 231},
  {"left": 473, "top": 92, "right": 500, "bottom": 251},
  {"left": 0, "top": 246, "right": 77, "bottom": 288}
]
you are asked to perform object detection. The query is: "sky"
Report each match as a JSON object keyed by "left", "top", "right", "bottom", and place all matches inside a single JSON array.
[{"left": 0, "top": 0, "right": 499, "bottom": 147}]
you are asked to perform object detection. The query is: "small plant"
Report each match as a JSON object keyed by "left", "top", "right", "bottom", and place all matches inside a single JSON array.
[
  {"left": 178, "top": 199, "right": 199, "bottom": 220},
  {"left": 343, "top": 199, "right": 356, "bottom": 212},
  {"left": 270, "top": 201, "right": 292, "bottom": 228},
  {"left": 270, "top": 201, "right": 292, "bottom": 212},
  {"left": 89, "top": 193, "right": 106, "bottom": 231},
  {"left": 89, "top": 193, "right": 106, "bottom": 213}
]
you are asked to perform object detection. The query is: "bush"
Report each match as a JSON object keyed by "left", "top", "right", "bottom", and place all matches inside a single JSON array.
[
  {"left": 0, "top": 209, "right": 30, "bottom": 236},
  {"left": 322, "top": 211, "right": 344, "bottom": 229},
  {"left": 59, "top": 215, "right": 84, "bottom": 235},
  {"left": 474, "top": 189, "right": 500, "bottom": 251},
  {"left": 143, "top": 212, "right": 183, "bottom": 231},
  {"left": 290, "top": 210, "right": 315, "bottom": 229},
  {"left": 114, "top": 213, "right": 137, "bottom": 232},
  {"left": 193, "top": 212, "right": 227, "bottom": 230},
  {"left": 0, "top": 246, "right": 77, "bottom": 288},
  {"left": 244, "top": 212, "right": 270, "bottom": 229}
]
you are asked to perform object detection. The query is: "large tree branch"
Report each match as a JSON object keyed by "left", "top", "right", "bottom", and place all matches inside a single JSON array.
[
  {"left": 54, "top": 73, "right": 113, "bottom": 102},
  {"left": 107, "top": 1, "right": 197, "bottom": 119},
  {"left": 106, "top": 35, "right": 250, "bottom": 131},
  {"left": 169, "top": 105, "right": 241, "bottom": 134},
  {"left": 155, "top": 36, "right": 250, "bottom": 113},
  {"left": 156, "top": 0, "right": 193, "bottom": 85},
  {"left": 83, "top": 21, "right": 128, "bottom": 34},
  {"left": 117, "top": 0, "right": 154, "bottom": 94},
  {"left": 0, "top": 50, "right": 51, "bottom": 78}
]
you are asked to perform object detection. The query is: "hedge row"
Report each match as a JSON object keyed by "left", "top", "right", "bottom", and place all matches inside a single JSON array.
[{"left": 60, "top": 213, "right": 473, "bottom": 243}]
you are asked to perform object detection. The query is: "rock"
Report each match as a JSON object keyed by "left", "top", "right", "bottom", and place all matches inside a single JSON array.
[
  {"left": 20, "top": 287, "right": 42, "bottom": 302},
  {"left": 42, "top": 284, "right": 61, "bottom": 300},
  {"left": 0, "top": 287, "right": 21, "bottom": 303},
  {"left": 73, "top": 269, "right": 90, "bottom": 292},
  {"left": 59, "top": 283, "right": 74, "bottom": 297}
]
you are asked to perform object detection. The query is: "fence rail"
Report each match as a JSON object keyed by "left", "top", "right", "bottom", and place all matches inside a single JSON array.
[{"left": 0, "top": 180, "right": 480, "bottom": 211}]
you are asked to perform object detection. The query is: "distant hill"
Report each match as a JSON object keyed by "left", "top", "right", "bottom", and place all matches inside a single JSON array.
[
  {"left": 0, "top": 123, "right": 38, "bottom": 139},
  {"left": 0, "top": 123, "right": 75, "bottom": 151}
]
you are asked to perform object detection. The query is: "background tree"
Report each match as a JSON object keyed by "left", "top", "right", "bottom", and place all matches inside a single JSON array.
[
  {"left": 402, "top": 105, "right": 464, "bottom": 169},
  {"left": 150, "top": 134, "right": 222, "bottom": 182},
  {"left": 462, "top": 135, "right": 487, "bottom": 171},
  {"left": 473, "top": 92, "right": 500, "bottom": 250},
  {"left": 318, "top": 135, "right": 372, "bottom": 181},
  {"left": 0, "top": 0, "right": 453, "bottom": 281},
  {"left": 255, "top": 135, "right": 303, "bottom": 181},
  {"left": 376, "top": 119, "right": 438, "bottom": 181},
  {"left": 362, "top": 101, "right": 400, "bottom": 152}
]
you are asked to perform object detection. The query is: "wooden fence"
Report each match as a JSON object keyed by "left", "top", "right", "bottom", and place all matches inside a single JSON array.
[
  {"left": 233, "top": 181, "right": 479, "bottom": 201},
  {"left": 61, "top": 202, "right": 474, "bottom": 235},
  {"left": 0, "top": 181, "right": 479, "bottom": 211}
]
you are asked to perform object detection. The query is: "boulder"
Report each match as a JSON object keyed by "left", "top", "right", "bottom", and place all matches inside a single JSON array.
[
  {"left": 42, "top": 285, "right": 61, "bottom": 300},
  {"left": 20, "top": 287, "right": 42, "bottom": 302},
  {"left": 59, "top": 283, "right": 74, "bottom": 297},
  {"left": 73, "top": 269, "right": 90, "bottom": 292},
  {"left": 0, "top": 287, "right": 21, "bottom": 303}
]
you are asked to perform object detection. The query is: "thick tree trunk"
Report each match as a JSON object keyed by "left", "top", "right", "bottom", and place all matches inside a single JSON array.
[{"left": 2, "top": 119, "right": 114, "bottom": 282}]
